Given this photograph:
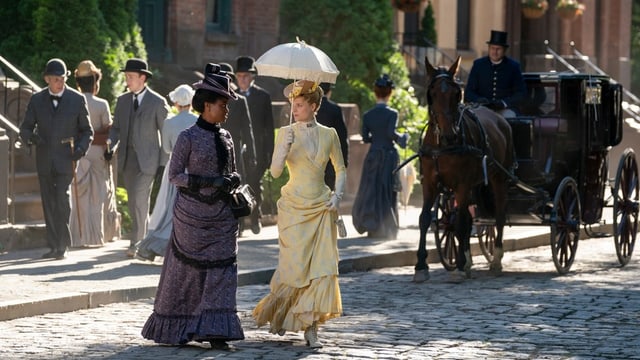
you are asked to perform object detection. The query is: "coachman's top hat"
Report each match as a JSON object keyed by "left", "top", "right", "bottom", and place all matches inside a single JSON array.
[
  {"left": 235, "top": 56, "right": 257, "bottom": 74},
  {"left": 121, "top": 58, "right": 153, "bottom": 77},
  {"left": 44, "top": 58, "right": 70, "bottom": 77},
  {"left": 193, "top": 63, "right": 238, "bottom": 100},
  {"left": 486, "top": 30, "right": 509, "bottom": 48}
]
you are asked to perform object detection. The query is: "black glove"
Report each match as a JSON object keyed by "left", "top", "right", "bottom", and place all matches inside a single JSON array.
[
  {"left": 103, "top": 149, "right": 113, "bottom": 161},
  {"left": 211, "top": 176, "right": 235, "bottom": 193},
  {"left": 71, "top": 147, "right": 84, "bottom": 161},
  {"left": 226, "top": 173, "right": 241, "bottom": 190},
  {"left": 29, "top": 133, "right": 43, "bottom": 145},
  {"left": 487, "top": 100, "right": 506, "bottom": 111},
  {"left": 475, "top": 97, "right": 489, "bottom": 105}
]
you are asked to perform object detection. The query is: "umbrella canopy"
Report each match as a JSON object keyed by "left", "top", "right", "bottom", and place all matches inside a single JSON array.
[{"left": 255, "top": 37, "right": 340, "bottom": 84}]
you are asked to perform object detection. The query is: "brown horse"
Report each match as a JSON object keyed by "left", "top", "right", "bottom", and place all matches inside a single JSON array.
[{"left": 413, "top": 56, "right": 514, "bottom": 282}]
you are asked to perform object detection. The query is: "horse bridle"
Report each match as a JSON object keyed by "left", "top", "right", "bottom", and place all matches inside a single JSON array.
[{"left": 426, "top": 72, "right": 464, "bottom": 146}]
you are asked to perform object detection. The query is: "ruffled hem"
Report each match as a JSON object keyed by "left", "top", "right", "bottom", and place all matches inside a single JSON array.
[
  {"left": 142, "top": 309, "right": 245, "bottom": 345},
  {"left": 252, "top": 275, "right": 342, "bottom": 333}
]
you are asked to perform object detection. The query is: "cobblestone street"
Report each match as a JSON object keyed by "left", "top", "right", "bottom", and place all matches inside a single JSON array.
[{"left": 1, "top": 236, "right": 639, "bottom": 359}]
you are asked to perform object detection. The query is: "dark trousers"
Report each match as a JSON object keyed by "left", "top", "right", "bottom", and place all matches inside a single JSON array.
[
  {"left": 248, "top": 162, "right": 268, "bottom": 222},
  {"left": 38, "top": 171, "right": 73, "bottom": 252}
]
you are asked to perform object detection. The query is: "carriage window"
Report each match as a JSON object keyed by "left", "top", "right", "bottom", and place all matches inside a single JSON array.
[
  {"left": 585, "top": 85, "right": 601, "bottom": 104},
  {"left": 540, "top": 87, "right": 557, "bottom": 115}
]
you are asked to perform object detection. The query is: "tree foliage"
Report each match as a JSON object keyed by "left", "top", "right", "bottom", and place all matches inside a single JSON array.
[
  {"left": 279, "top": 0, "right": 429, "bottom": 161},
  {"left": 0, "top": 0, "right": 146, "bottom": 106},
  {"left": 419, "top": 1, "right": 437, "bottom": 47},
  {"left": 280, "top": 0, "right": 396, "bottom": 104}
]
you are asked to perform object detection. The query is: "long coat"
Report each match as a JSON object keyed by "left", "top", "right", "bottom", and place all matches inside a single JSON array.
[
  {"left": 19, "top": 86, "right": 93, "bottom": 175},
  {"left": 109, "top": 87, "right": 169, "bottom": 175},
  {"left": 242, "top": 84, "right": 274, "bottom": 175},
  {"left": 223, "top": 93, "right": 257, "bottom": 179}
]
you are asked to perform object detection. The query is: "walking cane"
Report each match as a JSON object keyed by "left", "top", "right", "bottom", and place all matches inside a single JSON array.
[{"left": 62, "top": 137, "right": 82, "bottom": 238}]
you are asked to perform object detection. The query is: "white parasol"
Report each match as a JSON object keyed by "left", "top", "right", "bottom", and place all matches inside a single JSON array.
[{"left": 255, "top": 37, "right": 340, "bottom": 84}]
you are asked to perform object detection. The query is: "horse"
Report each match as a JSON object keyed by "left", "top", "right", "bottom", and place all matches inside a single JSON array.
[{"left": 413, "top": 56, "right": 514, "bottom": 282}]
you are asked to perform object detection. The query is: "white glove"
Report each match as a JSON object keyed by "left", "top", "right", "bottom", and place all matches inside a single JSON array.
[
  {"left": 270, "top": 128, "right": 294, "bottom": 178},
  {"left": 326, "top": 193, "right": 341, "bottom": 211},
  {"left": 283, "top": 128, "right": 294, "bottom": 145}
]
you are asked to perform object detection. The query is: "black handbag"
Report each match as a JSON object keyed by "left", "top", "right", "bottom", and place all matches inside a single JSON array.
[{"left": 229, "top": 184, "right": 256, "bottom": 218}]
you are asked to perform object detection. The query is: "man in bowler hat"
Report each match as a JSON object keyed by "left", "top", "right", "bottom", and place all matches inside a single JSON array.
[
  {"left": 19, "top": 58, "right": 94, "bottom": 259},
  {"left": 464, "top": 30, "right": 527, "bottom": 117},
  {"left": 316, "top": 82, "right": 349, "bottom": 190},
  {"left": 105, "top": 58, "right": 169, "bottom": 257},
  {"left": 234, "top": 56, "right": 275, "bottom": 234}
]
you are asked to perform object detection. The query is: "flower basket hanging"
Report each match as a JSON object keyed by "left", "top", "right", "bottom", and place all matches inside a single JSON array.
[
  {"left": 521, "top": 0, "right": 548, "bottom": 19},
  {"left": 393, "top": 0, "right": 424, "bottom": 13},
  {"left": 556, "top": 0, "right": 585, "bottom": 21}
]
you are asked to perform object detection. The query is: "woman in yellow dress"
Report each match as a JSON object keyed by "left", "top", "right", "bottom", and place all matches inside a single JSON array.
[{"left": 253, "top": 80, "right": 346, "bottom": 348}]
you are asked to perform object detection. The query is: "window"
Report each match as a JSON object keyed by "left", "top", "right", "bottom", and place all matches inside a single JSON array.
[
  {"left": 457, "top": 0, "right": 470, "bottom": 50},
  {"left": 206, "top": 0, "right": 231, "bottom": 33}
]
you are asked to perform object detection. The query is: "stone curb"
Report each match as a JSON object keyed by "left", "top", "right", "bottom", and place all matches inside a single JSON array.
[{"left": 0, "top": 222, "right": 611, "bottom": 321}]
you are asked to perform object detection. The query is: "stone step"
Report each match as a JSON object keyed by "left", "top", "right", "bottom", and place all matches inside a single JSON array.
[
  {"left": 11, "top": 193, "right": 43, "bottom": 224},
  {"left": 11, "top": 171, "right": 39, "bottom": 194}
]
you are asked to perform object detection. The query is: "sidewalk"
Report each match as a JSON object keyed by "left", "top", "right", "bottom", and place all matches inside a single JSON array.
[{"left": 0, "top": 205, "right": 603, "bottom": 321}]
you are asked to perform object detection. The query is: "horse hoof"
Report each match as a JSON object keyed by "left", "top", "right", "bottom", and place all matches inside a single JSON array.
[
  {"left": 447, "top": 270, "right": 466, "bottom": 283},
  {"left": 489, "top": 263, "right": 503, "bottom": 276},
  {"left": 413, "top": 269, "right": 430, "bottom": 283}
]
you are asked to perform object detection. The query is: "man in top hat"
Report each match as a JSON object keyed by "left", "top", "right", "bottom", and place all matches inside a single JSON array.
[
  {"left": 464, "top": 30, "right": 527, "bottom": 117},
  {"left": 218, "top": 62, "right": 257, "bottom": 183},
  {"left": 105, "top": 58, "right": 170, "bottom": 257},
  {"left": 219, "top": 62, "right": 257, "bottom": 236},
  {"left": 19, "top": 58, "right": 93, "bottom": 259},
  {"left": 316, "top": 82, "right": 348, "bottom": 190},
  {"left": 234, "top": 55, "right": 275, "bottom": 234}
]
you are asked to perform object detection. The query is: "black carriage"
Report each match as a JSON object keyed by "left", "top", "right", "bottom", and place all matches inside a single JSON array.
[{"left": 434, "top": 72, "right": 639, "bottom": 274}]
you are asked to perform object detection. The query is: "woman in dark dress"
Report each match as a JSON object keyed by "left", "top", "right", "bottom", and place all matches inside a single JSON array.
[
  {"left": 141, "top": 64, "right": 244, "bottom": 350},
  {"left": 352, "top": 74, "right": 408, "bottom": 239}
]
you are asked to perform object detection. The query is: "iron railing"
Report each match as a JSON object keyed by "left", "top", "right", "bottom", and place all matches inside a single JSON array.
[{"left": 0, "top": 55, "right": 39, "bottom": 224}]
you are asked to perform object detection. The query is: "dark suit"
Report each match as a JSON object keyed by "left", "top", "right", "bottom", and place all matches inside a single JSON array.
[
  {"left": 19, "top": 86, "right": 93, "bottom": 254},
  {"left": 464, "top": 56, "right": 527, "bottom": 112},
  {"left": 108, "top": 87, "right": 169, "bottom": 247},
  {"left": 223, "top": 93, "right": 257, "bottom": 181},
  {"left": 316, "top": 95, "right": 349, "bottom": 189},
  {"left": 240, "top": 84, "right": 274, "bottom": 221}
]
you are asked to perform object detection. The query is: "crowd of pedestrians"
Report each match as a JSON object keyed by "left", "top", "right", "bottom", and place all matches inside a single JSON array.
[{"left": 17, "top": 30, "right": 523, "bottom": 349}]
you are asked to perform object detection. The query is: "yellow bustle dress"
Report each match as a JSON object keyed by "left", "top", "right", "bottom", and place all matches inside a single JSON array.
[{"left": 253, "top": 120, "right": 346, "bottom": 333}]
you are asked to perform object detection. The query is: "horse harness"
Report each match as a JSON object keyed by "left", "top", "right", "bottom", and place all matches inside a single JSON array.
[{"left": 421, "top": 70, "right": 500, "bottom": 187}]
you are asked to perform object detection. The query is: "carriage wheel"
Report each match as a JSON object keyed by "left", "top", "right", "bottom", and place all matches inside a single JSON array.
[
  {"left": 550, "top": 177, "right": 581, "bottom": 274},
  {"left": 477, "top": 225, "right": 496, "bottom": 263},
  {"left": 434, "top": 192, "right": 459, "bottom": 271},
  {"left": 613, "top": 148, "right": 639, "bottom": 266}
]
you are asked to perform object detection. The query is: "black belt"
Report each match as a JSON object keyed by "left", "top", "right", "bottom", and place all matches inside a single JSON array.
[{"left": 171, "top": 239, "right": 236, "bottom": 269}]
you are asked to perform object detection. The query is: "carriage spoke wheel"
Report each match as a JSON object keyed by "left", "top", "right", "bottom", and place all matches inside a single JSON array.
[
  {"left": 434, "top": 192, "right": 459, "bottom": 271},
  {"left": 550, "top": 177, "right": 581, "bottom": 274},
  {"left": 613, "top": 149, "right": 639, "bottom": 266},
  {"left": 477, "top": 225, "right": 496, "bottom": 263}
]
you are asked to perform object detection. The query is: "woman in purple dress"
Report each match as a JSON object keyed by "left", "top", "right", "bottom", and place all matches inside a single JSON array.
[{"left": 141, "top": 64, "right": 244, "bottom": 350}]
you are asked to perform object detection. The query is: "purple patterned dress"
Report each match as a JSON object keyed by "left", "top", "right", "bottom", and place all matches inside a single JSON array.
[{"left": 141, "top": 118, "right": 244, "bottom": 344}]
